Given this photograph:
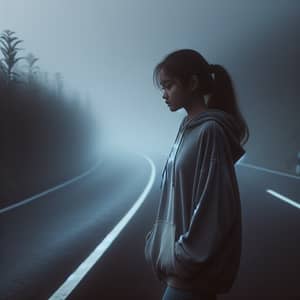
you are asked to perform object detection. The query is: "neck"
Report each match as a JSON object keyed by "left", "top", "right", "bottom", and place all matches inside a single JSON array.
[{"left": 184, "top": 95, "right": 208, "bottom": 120}]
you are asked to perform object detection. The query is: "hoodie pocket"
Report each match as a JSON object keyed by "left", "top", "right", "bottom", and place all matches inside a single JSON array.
[{"left": 144, "top": 220, "right": 176, "bottom": 276}]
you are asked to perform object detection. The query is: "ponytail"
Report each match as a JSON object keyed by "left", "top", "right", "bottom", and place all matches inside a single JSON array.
[
  {"left": 152, "top": 49, "right": 250, "bottom": 147},
  {"left": 208, "top": 64, "right": 249, "bottom": 146}
]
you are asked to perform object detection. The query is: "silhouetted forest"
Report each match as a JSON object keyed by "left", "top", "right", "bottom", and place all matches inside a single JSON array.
[{"left": 0, "top": 29, "right": 101, "bottom": 208}]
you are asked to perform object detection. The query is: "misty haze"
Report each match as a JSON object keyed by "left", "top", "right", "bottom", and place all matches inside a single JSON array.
[{"left": 0, "top": 1, "right": 299, "bottom": 299}]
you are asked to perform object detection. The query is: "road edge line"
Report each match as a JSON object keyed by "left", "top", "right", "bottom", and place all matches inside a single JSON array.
[{"left": 0, "top": 160, "right": 103, "bottom": 214}]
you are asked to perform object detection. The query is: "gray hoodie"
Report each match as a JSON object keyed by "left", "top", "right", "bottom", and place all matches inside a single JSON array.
[{"left": 144, "top": 109, "right": 245, "bottom": 295}]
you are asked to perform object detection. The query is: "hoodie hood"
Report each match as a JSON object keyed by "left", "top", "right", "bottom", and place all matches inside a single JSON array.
[
  {"left": 161, "top": 109, "right": 246, "bottom": 189},
  {"left": 182, "top": 109, "right": 245, "bottom": 163}
]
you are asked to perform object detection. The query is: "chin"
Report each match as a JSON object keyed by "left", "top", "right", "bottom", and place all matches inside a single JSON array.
[{"left": 168, "top": 105, "right": 177, "bottom": 111}]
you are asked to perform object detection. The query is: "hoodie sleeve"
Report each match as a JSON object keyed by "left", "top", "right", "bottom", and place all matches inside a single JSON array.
[{"left": 173, "top": 121, "right": 239, "bottom": 278}]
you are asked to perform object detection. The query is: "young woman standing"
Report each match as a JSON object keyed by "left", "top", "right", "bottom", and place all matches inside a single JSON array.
[{"left": 144, "top": 49, "right": 249, "bottom": 300}]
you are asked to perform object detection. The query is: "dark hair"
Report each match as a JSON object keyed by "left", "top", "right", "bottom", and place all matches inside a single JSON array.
[{"left": 153, "top": 49, "right": 249, "bottom": 146}]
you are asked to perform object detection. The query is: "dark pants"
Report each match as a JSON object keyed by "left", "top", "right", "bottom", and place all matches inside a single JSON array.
[{"left": 162, "top": 286, "right": 217, "bottom": 300}]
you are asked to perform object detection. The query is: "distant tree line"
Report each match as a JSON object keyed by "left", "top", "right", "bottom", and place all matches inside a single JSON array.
[{"left": 0, "top": 29, "right": 101, "bottom": 208}]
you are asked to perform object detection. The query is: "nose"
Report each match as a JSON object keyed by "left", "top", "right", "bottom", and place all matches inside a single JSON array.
[{"left": 162, "top": 91, "right": 168, "bottom": 100}]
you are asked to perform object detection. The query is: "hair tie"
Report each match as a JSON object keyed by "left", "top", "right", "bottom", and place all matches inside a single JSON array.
[{"left": 209, "top": 64, "right": 216, "bottom": 74}]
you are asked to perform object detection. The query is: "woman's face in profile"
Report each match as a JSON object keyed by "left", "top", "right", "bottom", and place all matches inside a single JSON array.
[{"left": 159, "top": 68, "right": 189, "bottom": 112}]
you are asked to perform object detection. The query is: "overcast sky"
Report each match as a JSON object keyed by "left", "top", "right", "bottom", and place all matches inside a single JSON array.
[{"left": 0, "top": 0, "right": 299, "bottom": 160}]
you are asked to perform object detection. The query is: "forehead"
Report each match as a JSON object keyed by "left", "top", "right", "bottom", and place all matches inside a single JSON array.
[{"left": 158, "top": 69, "right": 173, "bottom": 84}]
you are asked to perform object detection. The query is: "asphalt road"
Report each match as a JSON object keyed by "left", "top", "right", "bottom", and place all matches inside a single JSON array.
[{"left": 0, "top": 149, "right": 299, "bottom": 299}]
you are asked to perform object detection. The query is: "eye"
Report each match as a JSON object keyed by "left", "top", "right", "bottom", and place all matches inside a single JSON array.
[{"left": 162, "top": 83, "right": 172, "bottom": 90}]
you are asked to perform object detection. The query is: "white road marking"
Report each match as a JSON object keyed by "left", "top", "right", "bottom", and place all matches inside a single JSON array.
[
  {"left": 266, "top": 189, "right": 300, "bottom": 209},
  {"left": 0, "top": 161, "right": 103, "bottom": 214},
  {"left": 238, "top": 162, "right": 300, "bottom": 180},
  {"left": 48, "top": 153, "right": 156, "bottom": 300}
]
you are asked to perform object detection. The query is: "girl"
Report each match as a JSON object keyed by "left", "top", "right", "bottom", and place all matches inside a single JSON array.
[{"left": 144, "top": 49, "right": 249, "bottom": 300}]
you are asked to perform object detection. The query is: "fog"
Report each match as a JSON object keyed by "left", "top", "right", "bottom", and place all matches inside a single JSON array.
[{"left": 1, "top": 0, "right": 299, "bottom": 173}]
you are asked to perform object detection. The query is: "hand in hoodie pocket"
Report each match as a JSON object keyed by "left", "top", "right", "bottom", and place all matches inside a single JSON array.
[{"left": 144, "top": 220, "right": 177, "bottom": 276}]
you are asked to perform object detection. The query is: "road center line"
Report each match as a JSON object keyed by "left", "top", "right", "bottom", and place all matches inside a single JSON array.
[
  {"left": 48, "top": 153, "right": 156, "bottom": 300},
  {"left": 266, "top": 189, "right": 300, "bottom": 209}
]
